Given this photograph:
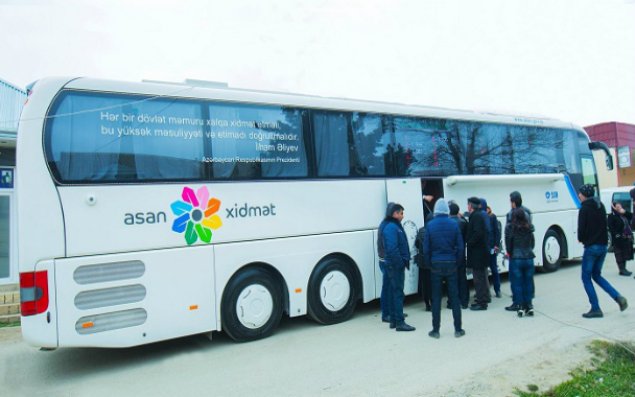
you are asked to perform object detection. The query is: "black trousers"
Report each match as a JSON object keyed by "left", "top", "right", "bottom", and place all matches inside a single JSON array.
[
  {"left": 472, "top": 267, "right": 490, "bottom": 305},
  {"left": 431, "top": 267, "right": 462, "bottom": 332}
]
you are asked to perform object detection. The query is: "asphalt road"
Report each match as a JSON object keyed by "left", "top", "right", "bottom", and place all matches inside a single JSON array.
[{"left": 2, "top": 257, "right": 635, "bottom": 397}]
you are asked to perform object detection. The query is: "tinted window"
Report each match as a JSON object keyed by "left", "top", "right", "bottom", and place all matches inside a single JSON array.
[
  {"left": 350, "top": 113, "right": 389, "bottom": 176},
  {"left": 47, "top": 92, "right": 206, "bottom": 183},
  {"left": 44, "top": 90, "right": 591, "bottom": 184},
  {"left": 46, "top": 92, "right": 308, "bottom": 183},
  {"left": 206, "top": 102, "right": 307, "bottom": 179},
  {"left": 312, "top": 111, "right": 350, "bottom": 177}
]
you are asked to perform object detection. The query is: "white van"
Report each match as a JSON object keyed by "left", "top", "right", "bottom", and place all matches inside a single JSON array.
[{"left": 600, "top": 186, "right": 633, "bottom": 214}]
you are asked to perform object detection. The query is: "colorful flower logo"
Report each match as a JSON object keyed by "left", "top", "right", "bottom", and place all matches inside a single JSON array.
[{"left": 171, "top": 186, "right": 222, "bottom": 245}]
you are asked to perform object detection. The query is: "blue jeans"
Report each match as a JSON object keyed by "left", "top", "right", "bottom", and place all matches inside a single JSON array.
[
  {"left": 379, "top": 260, "right": 391, "bottom": 319},
  {"left": 431, "top": 266, "right": 462, "bottom": 332},
  {"left": 581, "top": 244, "right": 619, "bottom": 311},
  {"left": 489, "top": 253, "right": 500, "bottom": 294},
  {"left": 386, "top": 263, "right": 406, "bottom": 324},
  {"left": 510, "top": 258, "right": 535, "bottom": 307}
]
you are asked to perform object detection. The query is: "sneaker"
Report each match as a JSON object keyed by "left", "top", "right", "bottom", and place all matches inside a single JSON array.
[
  {"left": 582, "top": 309, "right": 604, "bottom": 318},
  {"left": 495, "top": 291, "right": 502, "bottom": 298},
  {"left": 517, "top": 309, "right": 524, "bottom": 318},
  {"left": 396, "top": 323, "right": 416, "bottom": 332},
  {"left": 525, "top": 306, "right": 534, "bottom": 317},
  {"left": 461, "top": 304, "right": 469, "bottom": 310},
  {"left": 454, "top": 329, "right": 466, "bottom": 338},
  {"left": 428, "top": 330, "right": 440, "bottom": 339},
  {"left": 619, "top": 270, "right": 633, "bottom": 276},
  {"left": 389, "top": 322, "right": 396, "bottom": 329},
  {"left": 616, "top": 296, "right": 628, "bottom": 312},
  {"left": 469, "top": 304, "right": 487, "bottom": 311},
  {"left": 505, "top": 304, "right": 520, "bottom": 312}
]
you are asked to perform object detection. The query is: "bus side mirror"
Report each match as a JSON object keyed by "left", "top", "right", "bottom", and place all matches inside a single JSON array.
[{"left": 589, "top": 141, "right": 614, "bottom": 171}]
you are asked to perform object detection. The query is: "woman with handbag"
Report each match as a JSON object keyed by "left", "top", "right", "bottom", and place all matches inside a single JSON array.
[{"left": 608, "top": 202, "right": 634, "bottom": 276}]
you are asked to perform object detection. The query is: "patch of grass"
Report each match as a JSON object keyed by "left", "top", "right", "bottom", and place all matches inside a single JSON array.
[
  {"left": 515, "top": 340, "right": 635, "bottom": 397},
  {"left": 0, "top": 320, "right": 20, "bottom": 328}
]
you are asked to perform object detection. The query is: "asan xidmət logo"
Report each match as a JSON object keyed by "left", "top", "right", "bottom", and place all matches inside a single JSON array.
[{"left": 171, "top": 186, "right": 223, "bottom": 245}]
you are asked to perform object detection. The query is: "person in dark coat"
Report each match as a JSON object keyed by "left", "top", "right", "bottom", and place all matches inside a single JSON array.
[
  {"left": 505, "top": 191, "right": 534, "bottom": 311},
  {"left": 381, "top": 203, "right": 416, "bottom": 331},
  {"left": 377, "top": 202, "right": 396, "bottom": 323},
  {"left": 505, "top": 208, "right": 536, "bottom": 317},
  {"left": 607, "top": 202, "right": 634, "bottom": 276},
  {"left": 482, "top": 199, "right": 502, "bottom": 299},
  {"left": 577, "top": 184, "right": 628, "bottom": 318},
  {"left": 414, "top": 225, "right": 432, "bottom": 311},
  {"left": 423, "top": 198, "right": 465, "bottom": 338},
  {"left": 466, "top": 196, "right": 490, "bottom": 310},
  {"left": 449, "top": 201, "right": 469, "bottom": 308}
]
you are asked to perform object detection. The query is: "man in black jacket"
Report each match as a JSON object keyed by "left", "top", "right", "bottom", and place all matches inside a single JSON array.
[
  {"left": 466, "top": 197, "right": 490, "bottom": 310},
  {"left": 449, "top": 201, "right": 469, "bottom": 308},
  {"left": 577, "top": 184, "right": 628, "bottom": 318}
]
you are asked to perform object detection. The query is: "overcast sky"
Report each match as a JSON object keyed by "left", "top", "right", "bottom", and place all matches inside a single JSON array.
[{"left": 1, "top": 0, "right": 634, "bottom": 127}]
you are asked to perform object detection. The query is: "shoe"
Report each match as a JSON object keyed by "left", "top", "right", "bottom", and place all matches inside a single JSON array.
[
  {"left": 425, "top": 305, "right": 431, "bottom": 312},
  {"left": 428, "top": 330, "right": 440, "bottom": 339},
  {"left": 470, "top": 304, "right": 487, "bottom": 311},
  {"left": 461, "top": 304, "right": 468, "bottom": 310},
  {"left": 395, "top": 323, "right": 416, "bottom": 332},
  {"left": 525, "top": 305, "right": 534, "bottom": 317},
  {"left": 582, "top": 309, "right": 604, "bottom": 318},
  {"left": 454, "top": 329, "right": 466, "bottom": 338},
  {"left": 517, "top": 309, "right": 524, "bottom": 318},
  {"left": 505, "top": 304, "right": 520, "bottom": 312},
  {"left": 619, "top": 270, "right": 633, "bottom": 276},
  {"left": 616, "top": 296, "right": 628, "bottom": 312},
  {"left": 389, "top": 322, "right": 396, "bottom": 329},
  {"left": 495, "top": 291, "right": 502, "bottom": 298}
]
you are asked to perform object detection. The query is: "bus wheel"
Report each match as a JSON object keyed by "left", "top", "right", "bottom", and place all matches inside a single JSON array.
[
  {"left": 307, "top": 258, "right": 358, "bottom": 325},
  {"left": 221, "top": 268, "right": 283, "bottom": 342},
  {"left": 541, "top": 229, "right": 562, "bottom": 272}
]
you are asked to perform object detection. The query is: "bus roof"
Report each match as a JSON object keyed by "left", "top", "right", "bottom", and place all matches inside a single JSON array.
[{"left": 54, "top": 77, "right": 578, "bottom": 130}]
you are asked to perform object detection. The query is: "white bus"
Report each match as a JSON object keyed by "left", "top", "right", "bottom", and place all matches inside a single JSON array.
[{"left": 17, "top": 77, "right": 612, "bottom": 348}]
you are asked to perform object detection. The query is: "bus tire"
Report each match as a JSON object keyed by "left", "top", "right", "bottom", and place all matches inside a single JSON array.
[
  {"left": 307, "top": 258, "right": 358, "bottom": 325},
  {"left": 221, "top": 268, "right": 283, "bottom": 342},
  {"left": 541, "top": 229, "right": 562, "bottom": 273}
]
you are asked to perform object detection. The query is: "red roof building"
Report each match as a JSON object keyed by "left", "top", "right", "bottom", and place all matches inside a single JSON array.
[{"left": 585, "top": 122, "right": 635, "bottom": 186}]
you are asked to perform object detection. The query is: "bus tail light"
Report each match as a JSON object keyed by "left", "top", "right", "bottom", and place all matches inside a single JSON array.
[{"left": 20, "top": 271, "right": 49, "bottom": 316}]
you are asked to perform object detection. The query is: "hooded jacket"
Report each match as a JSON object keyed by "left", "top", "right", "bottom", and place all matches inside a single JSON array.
[
  {"left": 423, "top": 214, "right": 464, "bottom": 268},
  {"left": 577, "top": 197, "right": 608, "bottom": 247}
]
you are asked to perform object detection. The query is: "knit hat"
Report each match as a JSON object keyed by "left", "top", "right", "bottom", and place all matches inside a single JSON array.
[
  {"left": 434, "top": 198, "right": 449, "bottom": 215},
  {"left": 579, "top": 184, "right": 595, "bottom": 198}
]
